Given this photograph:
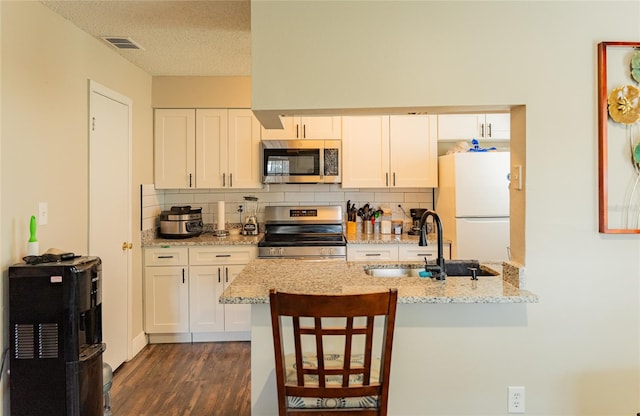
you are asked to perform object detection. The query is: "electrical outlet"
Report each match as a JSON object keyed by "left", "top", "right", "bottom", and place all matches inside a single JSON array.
[{"left": 508, "top": 386, "right": 525, "bottom": 413}]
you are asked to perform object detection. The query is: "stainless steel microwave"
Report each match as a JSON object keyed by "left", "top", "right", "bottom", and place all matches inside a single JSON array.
[{"left": 262, "top": 140, "right": 341, "bottom": 184}]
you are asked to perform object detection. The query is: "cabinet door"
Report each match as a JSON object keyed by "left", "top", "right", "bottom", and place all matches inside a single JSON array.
[
  {"left": 228, "top": 109, "right": 263, "bottom": 189},
  {"left": 436, "top": 114, "right": 482, "bottom": 141},
  {"left": 154, "top": 109, "right": 195, "bottom": 188},
  {"left": 189, "top": 265, "right": 225, "bottom": 333},
  {"left": 196, "top": 109, "right": 228, "bottom": 188},
  {"left": 261, "top": 116, "right": 299, "bottom": 139},
  {"left": 346, "top": 244, "right": 398, "bottom": 261},
  {"left": 189, "top": 246, "right": 256, "bottom": 266},
  {"left": 222, "top": 265, "right": 251, "bottom": 332},
  {"left": 341, "top": 116, "right": 390, "bottom": 188},
  {"left": 483, "top": 114, "right": 510, "bottom": 140},
  {"left": 301, "top": 116, "right": 341, "bottom": 139},
  {"left": 144, "top": 247, "right": 189, "bottom": 266},
  {"left": 144, "top": 266, "right": 189, "bottom": 333},
  {"left": 390, "top": 115, "right": 437, "bottom": 187},
  {"left": 398, "top": 244, "right": 450, "bottom": 261}
]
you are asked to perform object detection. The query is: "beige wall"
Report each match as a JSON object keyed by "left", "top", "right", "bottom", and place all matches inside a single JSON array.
[
  {"left": 1, "top": 3, "right": 153, "bottom": 412},
  {"left": 252, "top": 1, "right": 640, "bottom": 415},
  {"left": 152, "top": 76, "right": 251, "bottom": 108}
]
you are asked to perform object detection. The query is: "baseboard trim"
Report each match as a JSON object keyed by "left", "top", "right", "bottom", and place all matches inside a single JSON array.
[{"left": 130, "top": 331, "right": 148, "bottom": 359}]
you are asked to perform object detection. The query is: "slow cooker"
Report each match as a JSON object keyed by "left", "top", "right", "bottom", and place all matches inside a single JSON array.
[{"left": 160, "top": 206, "right": 203, "bottom": 238}]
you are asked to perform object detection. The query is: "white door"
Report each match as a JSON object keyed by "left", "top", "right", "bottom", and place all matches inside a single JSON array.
[{"left": 89, "top": 81, "right": 131, "bottom": 370}]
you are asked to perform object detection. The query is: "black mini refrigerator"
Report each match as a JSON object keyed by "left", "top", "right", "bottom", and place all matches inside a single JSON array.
[{"left": 9, "top": 256, "right": 105, "bottom": 416}]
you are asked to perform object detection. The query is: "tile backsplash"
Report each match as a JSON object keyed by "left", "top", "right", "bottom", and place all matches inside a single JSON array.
[{"left": 141, "top": 183, "right": 434, "bottom": 231}]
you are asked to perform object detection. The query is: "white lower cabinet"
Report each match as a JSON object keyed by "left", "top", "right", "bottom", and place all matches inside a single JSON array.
[
  {"left": 144, "top": 245, "right": 256, "bottom": 343},
  {"left": 347, "top": 244, "right": 398, "bottom": 261},
  {"left": 347, "top": 243, "right": 451, "bottom": 262},
  {"left": 144, "top": 265, "right": 190, "bottom": 334},
  {"left": 398, "top": 244, "right": 450, "bottom": 261}
]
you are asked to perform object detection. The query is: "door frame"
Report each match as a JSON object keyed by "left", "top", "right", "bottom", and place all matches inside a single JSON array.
[{"left": 88, "top": 79, "right": 133, "bottom": 361}]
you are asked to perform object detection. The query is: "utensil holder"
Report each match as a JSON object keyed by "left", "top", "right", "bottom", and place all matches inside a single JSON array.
[{"left": 364, "top": 220, "right": 374, "bottom": 234}]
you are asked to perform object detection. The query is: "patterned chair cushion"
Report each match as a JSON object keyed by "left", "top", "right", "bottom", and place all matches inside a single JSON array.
[{"left": 284, "top": 353, "right": 381, "bottom": 409}]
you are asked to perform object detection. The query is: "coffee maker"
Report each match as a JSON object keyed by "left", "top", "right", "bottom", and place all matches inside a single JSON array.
[{"left": 408, "top": 208, "right": 427, "bottom": 235}]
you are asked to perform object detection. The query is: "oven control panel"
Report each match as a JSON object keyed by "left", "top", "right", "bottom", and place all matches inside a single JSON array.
[{"left": 289, "top": 209, "right": 318, "bottom": 217}]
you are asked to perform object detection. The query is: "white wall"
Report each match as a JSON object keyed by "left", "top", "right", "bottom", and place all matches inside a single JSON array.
[
  {"left": 0, "top": 3, "right": 153, "bottom": 413},
  {"left": 252, "top": 1, "right": 640, "bottom": 414}
]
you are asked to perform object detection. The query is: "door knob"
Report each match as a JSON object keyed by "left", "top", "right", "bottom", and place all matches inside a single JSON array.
[{"left": 122, "top": 242, "right": 133, "bottom": 250}]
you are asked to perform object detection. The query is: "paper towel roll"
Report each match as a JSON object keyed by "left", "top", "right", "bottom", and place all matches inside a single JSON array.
[{"left": 217, "top": 201, "right": 226, "bottom": 231}]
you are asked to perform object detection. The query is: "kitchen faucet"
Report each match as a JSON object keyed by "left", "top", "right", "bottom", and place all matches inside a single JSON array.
[{"left": 419, "top": 210, "right": 446, "bottom": 280}]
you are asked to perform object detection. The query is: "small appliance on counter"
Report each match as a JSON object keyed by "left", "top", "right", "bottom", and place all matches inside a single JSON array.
[
  {"left": 408, "top": 208, "right": 427, "bottom": 235},
  {"left": 160, "top": 205, "right": 203, "bottom": 238},
  {"left": 242, "top": 196, "right": 259, "bottom": 236}
]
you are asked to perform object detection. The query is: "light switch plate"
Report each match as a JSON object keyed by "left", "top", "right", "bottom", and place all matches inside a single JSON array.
[
  {"left": 512, "top": 165, "right": 523, "bottom": 190},
  {"left": 38, "top": 202, "right": 48, "bottom": 225}
]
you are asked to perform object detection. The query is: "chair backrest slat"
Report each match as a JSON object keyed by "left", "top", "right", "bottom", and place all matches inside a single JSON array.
[{"left": 269, "top": 288, "right": 398, "bottom": 416}]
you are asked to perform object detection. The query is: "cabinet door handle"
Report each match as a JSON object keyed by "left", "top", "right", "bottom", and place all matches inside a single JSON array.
[
  {"left": 416, "top": 253, "right": 433, "bottom": 257},
  {"left": 385, "top": 172, "right": 389, "bottom": 187},
  {"left": 182, "top": 268, "right": 185, "bottom": 284},
  {"left": 487, "top": 123, "right": 492, "bottom": 138},
  {"left": 157, "top": 255, "right": 174, "bottom": 259},
  {"left": 480, "top": 123, "right": 485, "bottom": 138},
  {"left": 218, "top": 267, "right": 221, "bottom": 283},
  {"left": 216, "top": 254, "right": 231, "bottom": 258},
  {"left": 303, "top": 124, "right": 306, "bottom": 138},
  {"left": 225, "top": 267, "right": 229, "bottom": 283},
  {"left": 222, "top": 173, "right": 226, "bottom": 187},
  {"left": 229, "top": 173, "right": 233, "bottom": 188},
  {"left": 296, "top": 124, "right": 299, "bottom": 138},
  {"left": 365, "top": 253, "right": 382, "bottom": 257},
  {"left": 393, "top": 172, "right": 396, "bottom": 187},
  {"left": 189, "top": 173, "right": 193, "bottom": 188}
]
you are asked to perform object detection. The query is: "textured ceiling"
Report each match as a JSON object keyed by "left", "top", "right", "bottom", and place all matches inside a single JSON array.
[{"left": 41, "top": 0, "right": 251, "bottom": 76}]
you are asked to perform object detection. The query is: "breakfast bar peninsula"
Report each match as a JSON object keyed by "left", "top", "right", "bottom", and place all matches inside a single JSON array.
[{"left": 220, "top": 258, "right": 538, "bottom": 415}]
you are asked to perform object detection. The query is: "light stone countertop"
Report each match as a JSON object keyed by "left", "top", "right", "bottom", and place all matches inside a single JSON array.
[
  {"left": 142, "top": 229, "right": 263, "bottom": 247},
  {"left": 220, "top": 259, "right": 539, "bottom": 304}
]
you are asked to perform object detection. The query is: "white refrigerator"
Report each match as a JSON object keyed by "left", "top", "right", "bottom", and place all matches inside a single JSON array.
[{"left": 436, "top": 152, "right": 510, "bottom": 261}]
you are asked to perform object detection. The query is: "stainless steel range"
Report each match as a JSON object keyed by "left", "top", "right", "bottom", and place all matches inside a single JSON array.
[{"left": 258, "top": 206, "right": 347, "bottom": 260}]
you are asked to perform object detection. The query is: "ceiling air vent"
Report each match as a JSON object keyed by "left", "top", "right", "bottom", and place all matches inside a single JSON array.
[{"left": 101, "top": 36, "right": 143, "bottom": 50}]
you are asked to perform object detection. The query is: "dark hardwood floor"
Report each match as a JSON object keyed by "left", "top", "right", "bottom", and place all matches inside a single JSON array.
[{"left": 110, "top": 342, "right": 251, "bottom": 416}]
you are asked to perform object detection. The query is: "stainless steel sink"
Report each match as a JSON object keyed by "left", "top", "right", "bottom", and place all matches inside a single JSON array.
[{"left": 363, "top": 260, "right": 499, "bottom": 278}]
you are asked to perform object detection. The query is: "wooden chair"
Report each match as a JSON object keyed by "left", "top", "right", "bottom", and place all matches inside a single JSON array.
[{"left": 269, "top": 288, "right": 398, "bottom": 416}]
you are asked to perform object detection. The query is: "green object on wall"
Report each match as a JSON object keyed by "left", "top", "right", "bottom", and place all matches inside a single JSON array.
[{"left": 29, "top": 215, "right": 37, "bottom": 243}]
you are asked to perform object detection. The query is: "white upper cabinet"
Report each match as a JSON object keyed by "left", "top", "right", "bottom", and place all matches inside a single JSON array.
[
  {"left": 154, "top": 108, "right": 262, "bottom": 189},
  {"left": 195, "top": 109, "right": 228, "bottom": 188},
  {"left": 261, "top": 116, "right": 341, "bottom": 140},
  {"left": 437, "top": 113, "right": 510, "bottom": 141},
  {"left": 154, "top": 109, "right": 196, "bottom": 189},
  {"left": 227, "top": 109, "right": 263, "bottom": 189},
  {"left": 342, "top": 115, "right": 437, "bottom": 188},
  {"left": 389, "top": 115, "right": 437, "bottom": 187},
  {"left": 342, "top": 116, "right": 390, "bottom": 188}
]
